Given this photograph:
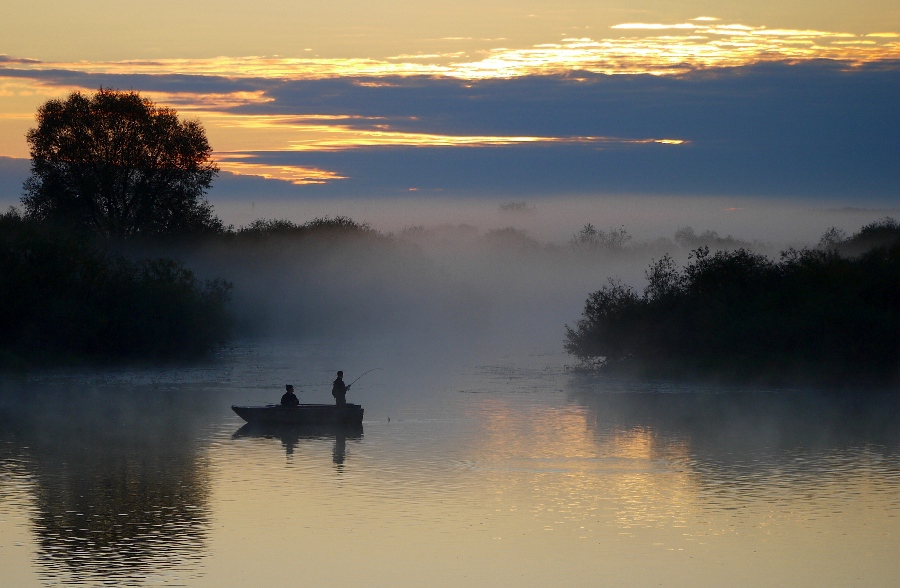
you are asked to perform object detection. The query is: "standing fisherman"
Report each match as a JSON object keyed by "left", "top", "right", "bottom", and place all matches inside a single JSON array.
[{"left": 332, "top": 371, "right": 349, "bottom": 406}]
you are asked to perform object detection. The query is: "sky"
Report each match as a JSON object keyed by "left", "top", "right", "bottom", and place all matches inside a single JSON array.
[{"left": 1, "top": 1, "right": 898, "bottom": 214}]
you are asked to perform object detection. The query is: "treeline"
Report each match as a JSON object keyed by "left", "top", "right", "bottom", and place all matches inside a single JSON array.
[
  {"left": 4, "top": 88, "right": 412, "bottom": 368},
  {"left": 0, "top": 210, "right": 403, "bottom": 368},
  {"left": 188, "top": 216, "right": 441, "bottom": 337},
  {"left": 565, "top": 218, "right": 900, "bottom": 386},
  {"left": 0, "top": 211, "right": 232, "bottom": 369}
]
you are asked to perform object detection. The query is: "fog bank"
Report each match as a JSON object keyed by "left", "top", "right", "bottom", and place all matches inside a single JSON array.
[
  {"left": 165, "top": 204, "right": 896, "bottom": 363},
  {"left": 212, "top": 194, "right": 898, "bottom": 246}
]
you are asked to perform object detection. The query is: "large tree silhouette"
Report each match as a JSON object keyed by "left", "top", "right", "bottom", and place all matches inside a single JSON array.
[{"left": 23, "top": 89, "right": 222, "bottom": 236}]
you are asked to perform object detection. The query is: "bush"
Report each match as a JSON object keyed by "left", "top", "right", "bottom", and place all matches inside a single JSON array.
[
  {"left": 565, "top": 223, "right": 900, "bottom": 386},
  {"left": 821, "top": 217, "right": 900, "bottom": 256},
  {"left": 236, "top": 216, "right": 372, "bottom": 239},
  {"left": 0, "top": 211, "right": 231, "bottom": 367},
  {"left": 570, "top": 223, "right": 632, "bottom": 252}
]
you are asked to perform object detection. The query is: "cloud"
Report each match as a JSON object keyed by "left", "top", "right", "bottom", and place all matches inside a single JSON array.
[
  {"left": 215, "top": 155, "right": 348, "bottom": 185},
  {"left": 200, "top": 125, "right": 897, "bottom": 201},
  {"left": 235, "top": 61, "right": 898, "bottom": 143},
  {"left": 201, "top": 61, "right": 897, "bottom": 199},
  {"left": 210, "top": 109, "right": 685, "bottom": 152},
  {"left": 0, "top": 55, "right": 42, "bottom": 64},
  {"left": 2, "top": 19, "right": 898, "bottom": 82},
  {"left": 0, "top": 22, "right": 897, "bottom": 202}
]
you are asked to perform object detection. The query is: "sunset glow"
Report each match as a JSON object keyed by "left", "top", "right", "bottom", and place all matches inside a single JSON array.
[
  {"left": 215, "top": 157, "right": 348, "bottom": 185},
  {"left": 205, "top": 112, "right": 687, "bottom": 151},
  {"left": 2, "top": 19, "right": 897, "bottom": 84},
  {"left": 2, "top": 2, "right": 900, "bottom": 586},
  {"left": 0, "top": 15, "right": 897, "bottom": 190}
]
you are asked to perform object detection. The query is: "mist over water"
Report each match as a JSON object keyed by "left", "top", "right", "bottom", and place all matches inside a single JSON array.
[
  {"left": 213, "top": 194, "right": 898, "bottom": 246},
  {"left": 1, "top": 340, "right": 899, "bottom": 587},
  {"left": 2, "top": 196, "right": 899, "bottom": 586},
  {"left": 176, "top": 194, "right": 899, "bottom": 361}
]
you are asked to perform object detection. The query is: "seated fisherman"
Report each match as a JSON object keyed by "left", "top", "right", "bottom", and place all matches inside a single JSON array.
[
  {"left": 281, "top": 384, "right": 300, "bottom": 407},
  {"left": 331, "top": 371, "right": 350, "bottom": 406}
]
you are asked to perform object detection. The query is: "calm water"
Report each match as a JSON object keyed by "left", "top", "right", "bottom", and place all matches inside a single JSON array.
[{"left": 1, "top": 339, "right": 898, "bottom": 587}]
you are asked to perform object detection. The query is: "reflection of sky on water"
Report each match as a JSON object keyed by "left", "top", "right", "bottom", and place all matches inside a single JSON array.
[{"left": 1, "top": 341, "right": 899, "bottom": 586}]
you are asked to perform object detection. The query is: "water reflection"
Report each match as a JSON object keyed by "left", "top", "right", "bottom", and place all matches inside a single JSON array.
[
  {"left": 564, "top": 381, "right": 900, "bottom": 528},
  {"left": 567, "top": 383, "right": 900, "bottom": 455},
  {"left": 0, "top": 384, "right": 216, "bottom": 586},
  {"left": 1, "top": 350, "right": 899, "bottom": 587},
  {"left": 232, "top": 422, "right": 363, "bottom": 465}
]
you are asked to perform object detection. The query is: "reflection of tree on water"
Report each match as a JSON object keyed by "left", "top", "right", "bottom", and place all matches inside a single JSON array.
[
  {"left": 232, "top": 423, "right": 363, "bottom": 466},
  {"left": 0, "top": 385, "right": 217, "bottom": 586},
  {"left": 567, "top": 379, "right": 900, "bottom": 481},
  {"left": 568, "top": 382, "right": 900, "bottom": 455},
  {"left": 563, "top": 380, "right": 900, "bottom": 531}
]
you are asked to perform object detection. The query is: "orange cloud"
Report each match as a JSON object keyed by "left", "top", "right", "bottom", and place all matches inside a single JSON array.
[
  {"left": 215, "top": 155, "right": 347, "bottom": 185},
  {"left": 197, "top": 111, "right": 688, "bottom": 152},
  {"left": 2, "top": 19, "right": 897, "bottom": 82}
]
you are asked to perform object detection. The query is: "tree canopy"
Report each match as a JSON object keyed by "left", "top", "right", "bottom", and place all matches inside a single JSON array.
[
  {"left": 0, "top": 210, "right": 232, "bottom": 368},
  {"left": 565, "top": 222, "right": 900, "bottom": 386},
  {"left": 23, "top": 88, "right": 222, "bottom": 237}
]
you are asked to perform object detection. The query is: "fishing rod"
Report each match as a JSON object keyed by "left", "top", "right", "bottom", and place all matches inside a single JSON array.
[{"left": 347, "top": 367, "right": 382, "bottom": 388}]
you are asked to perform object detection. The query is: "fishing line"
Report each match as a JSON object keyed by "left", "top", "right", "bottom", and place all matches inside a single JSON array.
[{"left": 348, "top": 367, "right": 382, "bottom": 387}]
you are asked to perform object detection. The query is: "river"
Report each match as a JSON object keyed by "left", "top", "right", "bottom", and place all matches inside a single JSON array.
[{"left": 1, "top": 338, "right": 898, "bottom": 587}]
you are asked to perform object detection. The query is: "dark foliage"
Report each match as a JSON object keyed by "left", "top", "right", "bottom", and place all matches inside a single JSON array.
[
  {"left": 821, "top": 217, "right": 900, "bottom": 257},
  {"left": 570, "top": 223, "right": 632, "bottom": 252},
  {"left": 673, "top": 226, "right": 753, "bottom": 250},
  {"left": 0, "top": 211, "right": 231, "bottom": 368},
  {"left": 234, "top": 215, "right": 373, "bottom": 240},
  {"left": 23, "top": 88, "right": 222, "bottom": 237},
  {"left": 565, "top": 222, "right": 900, "bottom": 386}
]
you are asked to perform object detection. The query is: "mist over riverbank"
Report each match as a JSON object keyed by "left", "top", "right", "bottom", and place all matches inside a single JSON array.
[{"left": 4, "top": 190, "right": 898, "bottom": 387}]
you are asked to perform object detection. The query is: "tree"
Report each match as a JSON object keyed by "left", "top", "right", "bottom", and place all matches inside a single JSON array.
[
  {"left": 23, "top": 88, "right": 222, "bottom": 237},
  {"left": 0, "top": 210, "right": 232, "bottom": 365}
]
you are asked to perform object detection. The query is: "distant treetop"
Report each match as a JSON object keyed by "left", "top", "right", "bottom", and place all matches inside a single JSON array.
[
  {"left": 236, "top": 216, "right": 374, "bottom": 239},
  {"left": 22, "top": 88, "right": 222, "bottom": 237}
]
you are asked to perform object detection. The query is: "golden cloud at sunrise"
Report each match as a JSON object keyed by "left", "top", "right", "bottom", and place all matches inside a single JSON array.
[
  {"left": 205, "top": 113, "right": 687, "bottom": 183},
  {"left": 215, "top": 155, "right": 348, "bottom": 185},
  {"left": 213, "top": 113, "right": 685, "bottom": 150},
  {"left": 2, "top": 19, "right": 898, "bottom": 82},
  {"left": 0, "top": 17, "right": 896, "bottom": 183}
]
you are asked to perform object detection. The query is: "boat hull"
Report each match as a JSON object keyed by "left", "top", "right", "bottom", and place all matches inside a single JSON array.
[{"left": 231, "top": 404, "right": 364, "bottom": 426}]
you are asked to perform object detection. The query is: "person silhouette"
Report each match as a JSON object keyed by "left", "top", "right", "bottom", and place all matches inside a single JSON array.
[
  {"left": 280, "top": 384, "right": 299, "bottom": 407},
  {"left": 331, "top": 371, "right": 349, "bottom": 406}
]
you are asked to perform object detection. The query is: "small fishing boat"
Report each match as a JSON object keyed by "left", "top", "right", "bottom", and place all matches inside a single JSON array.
[{"left": 231, "top": 404, "right": 364, "bottom": 426}]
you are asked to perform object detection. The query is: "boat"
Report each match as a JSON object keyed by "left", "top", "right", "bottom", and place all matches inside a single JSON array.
[{"left": 231, "top": 403, "right": 364, "bottom": 426}]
